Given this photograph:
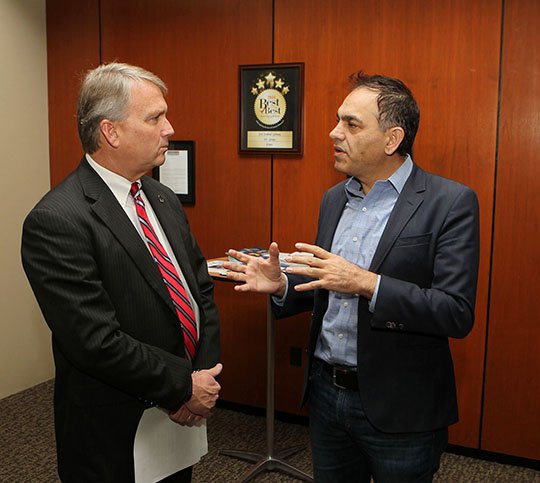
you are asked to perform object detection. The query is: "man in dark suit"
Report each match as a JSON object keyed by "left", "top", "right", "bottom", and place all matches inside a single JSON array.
[
  {"left": 225, "top": 72, "right": 480, "bottom": 482},
  {"left": 21, "top": 63, "right": 221, "bottom": 482}
]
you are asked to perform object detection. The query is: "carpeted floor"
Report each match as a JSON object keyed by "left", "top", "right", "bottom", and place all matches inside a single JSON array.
[{"left": 1, "top": 380, "right": 539, "bottom": 482}]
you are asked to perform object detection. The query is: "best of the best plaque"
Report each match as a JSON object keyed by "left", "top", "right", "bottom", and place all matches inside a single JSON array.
[{"left": 239, "top": 63, "right": 304, "bottom": 155}]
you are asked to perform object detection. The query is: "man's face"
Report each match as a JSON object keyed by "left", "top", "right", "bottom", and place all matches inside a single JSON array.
[
  {"left": 114, "top": 80, "right": 174, "bottom": 180},
  {"left": 329, "top": 87, "right": 390, "bottom": 181}
]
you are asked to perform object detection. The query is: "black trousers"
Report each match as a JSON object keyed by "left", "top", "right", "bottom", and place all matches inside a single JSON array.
[{"left": 158, "top": 466, "right": 193, "bottom": 483}]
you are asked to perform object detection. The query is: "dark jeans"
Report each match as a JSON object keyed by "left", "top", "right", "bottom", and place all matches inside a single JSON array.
[{"left": 309, "top": 361, "right": 447, "bottom": 483}]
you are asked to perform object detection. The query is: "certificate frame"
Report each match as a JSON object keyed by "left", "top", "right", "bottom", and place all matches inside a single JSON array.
[
  {"left": 152, "top": 140, "right": 195, "bottom": 204},
  {"left": 239, "top": 63, "right": 304, "bottom": 155}
]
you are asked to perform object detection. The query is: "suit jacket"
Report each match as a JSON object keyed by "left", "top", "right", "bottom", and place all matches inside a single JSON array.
[
  {"left": 275, "top": 163, "right": 480, "bottom": 434},
  {"left": 21, "top": 158, "right": 220, "bottom": 482}
]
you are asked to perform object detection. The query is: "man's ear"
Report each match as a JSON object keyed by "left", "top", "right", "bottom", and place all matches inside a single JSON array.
[
  {"left": 99, "top": 119, "right": 119, "bottom": 148},
  {"left": 385, "top": 127, "right": 405, "bottom": 156}
]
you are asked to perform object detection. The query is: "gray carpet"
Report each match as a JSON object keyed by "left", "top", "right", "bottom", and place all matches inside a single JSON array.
[{"left": 1, "top": 380, "right": 538, "bottom": 482}]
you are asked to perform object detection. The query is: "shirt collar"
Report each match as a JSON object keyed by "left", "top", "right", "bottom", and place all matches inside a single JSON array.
[
  {"left": 344, "top": 154, "right": 413, "bottom": 198},
  {"left": 86, "top": 154, "right": 140, "bottom": 207},
  {"left": 388, "top": 154, "right": 413, "bottom": 194}
]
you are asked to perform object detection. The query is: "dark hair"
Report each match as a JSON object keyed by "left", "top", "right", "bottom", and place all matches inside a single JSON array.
[{"left": 349, "top": 71, "right": 419, "bottom": 156}]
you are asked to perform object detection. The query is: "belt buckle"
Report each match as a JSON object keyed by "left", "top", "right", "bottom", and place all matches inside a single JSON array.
[{"left": 332, "top": 367, "right": 347, "bottom": 389}]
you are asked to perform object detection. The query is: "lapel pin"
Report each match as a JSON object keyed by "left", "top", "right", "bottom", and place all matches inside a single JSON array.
[{"left": 157, "top": 194, "right": 165, "bottom": 203}]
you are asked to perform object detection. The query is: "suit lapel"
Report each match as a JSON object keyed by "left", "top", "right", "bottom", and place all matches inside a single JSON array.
[
  {"left": 369, "top": 165, "right": 426, "bottom": 272},
  {"left": 319, "top": 185, "right": 348, "bottom": 250},
  {"left": 77, "top": 160, "right": 175, "bottom": 312}
]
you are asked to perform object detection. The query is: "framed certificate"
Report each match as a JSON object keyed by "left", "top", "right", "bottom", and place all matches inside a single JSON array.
[
  {"left": 239, "top": 63, "right": 304, "bottom": 155},
  {"left": 153, "top": 140, "right": 195, "bottom": 204}
]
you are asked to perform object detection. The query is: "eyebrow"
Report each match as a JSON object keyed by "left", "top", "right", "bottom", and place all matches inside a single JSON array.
[
  {"left": 338, "top": 113, "right": 364, "bottom": 125},
  {"left": 144, "top": 108, "right": 167, "bottom": 121}
]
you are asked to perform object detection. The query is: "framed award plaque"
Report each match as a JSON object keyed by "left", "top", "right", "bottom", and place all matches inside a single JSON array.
[{"left": 239, "top": 63, "right": 304, "bottom": 155}]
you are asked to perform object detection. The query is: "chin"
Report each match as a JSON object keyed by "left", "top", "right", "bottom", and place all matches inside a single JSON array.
[
  {"left": 154, "top": 155, "right": 166, "bottom": 166},
  {"left": 334, "top": 160, "right": 348, "bottom": 174}
]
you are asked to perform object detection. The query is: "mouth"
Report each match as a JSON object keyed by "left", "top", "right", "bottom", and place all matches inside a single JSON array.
[{"left": 333, "top": 145, "right": 346, "bottom": 156}]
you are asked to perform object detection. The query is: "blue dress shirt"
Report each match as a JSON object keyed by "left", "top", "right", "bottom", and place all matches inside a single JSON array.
[{"left": 314, "top": 156, "right": 413, "bottom": 366}]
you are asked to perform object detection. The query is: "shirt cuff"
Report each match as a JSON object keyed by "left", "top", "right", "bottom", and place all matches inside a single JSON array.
[
  {"left": 271, "top": 275, "right": 289, "bottom": 306},
  {"left": 368, "top": 275, "right": 381, "bottom": 313}
]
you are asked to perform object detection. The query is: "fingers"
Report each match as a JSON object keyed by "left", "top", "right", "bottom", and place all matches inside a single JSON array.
[
  {"left": 269, "top": 241, "right": 280, "bottom": 255},
  {"left": 294, "top": 242, "right": 330, "bottom": 259},
  {"left": 226, "top": 249, "right": 251, "bottom": 264},
  {"left": 284, "top": 261, "right": 320, "bottom": 278},
  {"left": 233, "top": 283, "right": 253, "bottom": 292},
  {"left": 233, "top": 284, "right": 258, "bottom": 292},
  {"left": 281, "top": 242, "right": 329, "bottom": 268},
  {"left": 185, "top": 400, "right": 213, "bottom": 418},
  {"left": 224, "top": 267, "right": 253, "bottom": 289},
  {"left": 223, "top": 261, "right": 246, "bottom": 273},
  {"left": 169, "top": 404, "right": 203, "bottom": 426},
  {"left": 192, "top": 374, "right": 221, "bottom": 393},
  {"left": 285, "top": 254, "right": 320, "bottom": 269},
  {"left": 225, "top": 269, "right": 246, "bottom": 282},
  {"left": 268, "top": 241, "right": 280, "bottom": 263},
  {"left": 206, "top": 363, "right": 223, "bottom": 377},
  {"left": 294, "top": 281, "right": 320, "bottom": 292}
]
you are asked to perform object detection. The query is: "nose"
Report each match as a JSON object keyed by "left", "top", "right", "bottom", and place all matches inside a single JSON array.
[
  {"left": 329, "top": 122, "right": 343, "bottom": 141},
  {"left": 163, "top": 117, "right": 175, "bottom": 138}
]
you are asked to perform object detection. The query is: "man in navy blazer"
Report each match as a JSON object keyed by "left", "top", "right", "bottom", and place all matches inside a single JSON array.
[
  {"left": 22, "top": 63, "right": 221, "bottom": 482},
  {"left": 226, "top": 72, "right": 480, "bottom": 482}
]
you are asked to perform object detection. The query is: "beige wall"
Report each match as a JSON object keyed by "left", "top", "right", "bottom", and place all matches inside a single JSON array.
[{"left": 0, "top": 0, "right": 53, "bottom": 399}]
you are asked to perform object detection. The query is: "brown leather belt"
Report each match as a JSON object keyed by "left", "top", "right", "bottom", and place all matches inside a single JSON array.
[{"left": 318, "top": 359, "right": 359, "bottom": 390}]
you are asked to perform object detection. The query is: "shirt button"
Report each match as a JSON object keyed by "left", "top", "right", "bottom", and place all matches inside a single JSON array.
[
  {"left": 352, "top": 236, "right": 358, "bottom": 242},
  {"left": 338, "top": 333, "right": 344, "bottom": 339},
  {"left": 362, "top": 207, "right": 368, "bottom": 212}
]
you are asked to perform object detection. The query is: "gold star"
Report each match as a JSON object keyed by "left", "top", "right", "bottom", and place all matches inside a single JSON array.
[
  {"left": 251, "top": 87, "right": 258, "bottom": 95},
  {"left": 275, "top": 78, "right": 284, "bottom": 88},
  {"left": 265, "top": 72, "right": 276, "bottom": 84},
  {"left": 282, "top": 85, "right": 290, "bottom": 95},
  {"left": 256, "top": 79, "right": 265, "bottom": 89}
]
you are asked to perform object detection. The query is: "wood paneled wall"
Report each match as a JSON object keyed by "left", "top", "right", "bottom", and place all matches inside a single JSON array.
[
  {"left": 481, "top": 0, "right": 540, "bottom": 460},
  {"left": 46, "top": 0, "right": 100, "bottom": 184},
  {"left": 45, "top": 0, "right": 539, "bottom": 460}
]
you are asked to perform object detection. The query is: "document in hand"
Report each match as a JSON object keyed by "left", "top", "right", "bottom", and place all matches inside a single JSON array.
[{"left": 134, "top": 407, "right": 207, "bottom": 483}]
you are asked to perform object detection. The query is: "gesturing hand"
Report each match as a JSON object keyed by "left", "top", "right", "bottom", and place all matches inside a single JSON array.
[
  {"left": 284, "top": 243, "right": 378, "bottom": 298},
  {"left": 224, "top": 242, "right": 287, "bottom": 297}
]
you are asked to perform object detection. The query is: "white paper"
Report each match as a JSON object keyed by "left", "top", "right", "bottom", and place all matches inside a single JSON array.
[
  {"left": 134, "top": 408, "right": 207, "bottom": 483},
  {"left": 160, "top": 150, "right": 189, "bottom": 194}
]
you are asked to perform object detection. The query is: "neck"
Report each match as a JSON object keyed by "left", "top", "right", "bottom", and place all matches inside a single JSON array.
[
  {"left": 90, "top": 151, "right": 141, "bottom": 182},
  {"left": 359, "top": 154, "right": 405, "bottom": 194}
]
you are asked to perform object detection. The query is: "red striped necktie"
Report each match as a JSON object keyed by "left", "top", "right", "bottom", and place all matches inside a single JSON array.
[{"left": 130, "top": 182, "right": 198, "bottom": 360}]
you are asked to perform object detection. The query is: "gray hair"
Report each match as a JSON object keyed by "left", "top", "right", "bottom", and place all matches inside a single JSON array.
[{"left": 77, "top": 62, "right": 167, "bottom": 153}]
